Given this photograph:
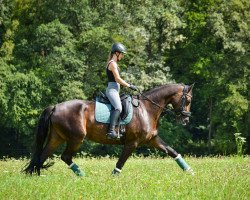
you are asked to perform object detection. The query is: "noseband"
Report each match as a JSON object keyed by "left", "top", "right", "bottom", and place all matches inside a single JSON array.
[{"left": 174, "top": 85, "right": 192, "bottom": 117}]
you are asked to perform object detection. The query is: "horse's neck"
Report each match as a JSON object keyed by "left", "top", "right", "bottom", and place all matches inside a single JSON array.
[
  {"left": 144, "top": 84, "right": 179, "bottom": 106},
  {"left": 142, "top": 84, "right": 180, "bottom": 119}
]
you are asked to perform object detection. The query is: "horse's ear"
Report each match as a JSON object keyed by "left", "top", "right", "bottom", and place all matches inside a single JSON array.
[{"left": 188, "top": 83, "right": 195, "bottom": 92}]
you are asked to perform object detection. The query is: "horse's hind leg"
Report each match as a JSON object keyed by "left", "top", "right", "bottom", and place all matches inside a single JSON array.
[
  {"left": 61, "top": 140, "right": 85, "bottom": 177},
  {"left": 39, "top": 130, "right": 64, "bottom": 174},
  {"left": 148, "top": 135, "right": 194, "bottom": 174}
]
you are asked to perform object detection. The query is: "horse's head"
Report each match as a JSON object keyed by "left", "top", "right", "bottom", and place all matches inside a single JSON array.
[{"left": 171, "top": 84, "right": 194, "bottom": 125}]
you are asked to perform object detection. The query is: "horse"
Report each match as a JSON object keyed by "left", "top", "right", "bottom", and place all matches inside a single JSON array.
[{"left": 23, "top": 83, "right": 194, "bottom": 176}]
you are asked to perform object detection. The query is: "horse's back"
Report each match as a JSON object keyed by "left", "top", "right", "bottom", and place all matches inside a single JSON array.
[
  {"left": 53, "top": 99, "right": 85, "bottom": 110},
  {"left": 52, "top": 99, "right": 95, "bottom": 120}
]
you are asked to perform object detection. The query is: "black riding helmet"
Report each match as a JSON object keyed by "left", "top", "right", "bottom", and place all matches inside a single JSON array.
[{"left": 111, "top": 43, "right": 126, "bottom": 54}]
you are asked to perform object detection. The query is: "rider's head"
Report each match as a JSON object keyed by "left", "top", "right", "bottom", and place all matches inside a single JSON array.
[{"left": 111, "top": 43, "right": 126, "bottom": 61}]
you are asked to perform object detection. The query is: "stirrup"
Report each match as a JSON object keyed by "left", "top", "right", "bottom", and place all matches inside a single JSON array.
[{"left": 106, "top": 130, "right": 118, "bottom": 139}]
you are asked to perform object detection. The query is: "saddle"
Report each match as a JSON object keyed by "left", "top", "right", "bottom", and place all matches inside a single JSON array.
[
  {"left": 95, "top": 92, "right": 139, "bottom": 138},
  {"left": 95, "top": 92, "right": 133, "bottom": 125},
  {"left": 98, "top": 92, "right": 130, "bottom": 120}
]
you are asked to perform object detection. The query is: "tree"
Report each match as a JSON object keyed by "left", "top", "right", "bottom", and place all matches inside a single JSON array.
[{"left": 169, "top": 0, "right": 249, "bottom": 154}]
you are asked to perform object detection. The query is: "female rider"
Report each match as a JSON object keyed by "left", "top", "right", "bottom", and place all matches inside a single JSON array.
[{"left": 106, "top": 43, "right": 137, "bottom": 139}]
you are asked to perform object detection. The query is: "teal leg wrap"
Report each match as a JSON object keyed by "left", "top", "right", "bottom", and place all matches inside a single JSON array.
[
  {"left": 175, "top": 154, "right": 191, "bottom": 171},
  {"left": 69, "top": 163, "right": 85, "bottom": 177}
]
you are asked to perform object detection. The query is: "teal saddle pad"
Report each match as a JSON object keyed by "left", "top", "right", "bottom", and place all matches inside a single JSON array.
[{"left": 95, "top": 96, "right": 133, "bottom": 125}]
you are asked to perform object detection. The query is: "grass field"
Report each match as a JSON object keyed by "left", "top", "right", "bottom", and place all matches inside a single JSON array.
[{"left": 0, "top": 156, "right": 249, "bottom": 200}]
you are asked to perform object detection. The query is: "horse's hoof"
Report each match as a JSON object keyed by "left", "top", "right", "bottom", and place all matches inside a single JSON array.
[
  {"left": 112, "top": 168, "right": 121, "bottom": 176},
  {"left": 76, "top": 171, "right": 85, "bottom": 177},
  {"left": 185, "top": 168, "right": 195, "bottom": 176}
]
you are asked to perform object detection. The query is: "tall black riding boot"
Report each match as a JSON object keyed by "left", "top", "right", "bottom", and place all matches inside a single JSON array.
[{"left": 107, "top": 109, "right": 121, "bottom": 139}]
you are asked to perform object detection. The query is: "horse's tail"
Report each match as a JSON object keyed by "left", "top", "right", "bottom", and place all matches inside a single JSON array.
[{"left": 22, "top": 106, "right": 55, "bottom": 175}]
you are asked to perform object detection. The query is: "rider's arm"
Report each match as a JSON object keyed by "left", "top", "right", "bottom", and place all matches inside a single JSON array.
[{"left": 109, "top": 62, "right": 130, "bottom": 87}]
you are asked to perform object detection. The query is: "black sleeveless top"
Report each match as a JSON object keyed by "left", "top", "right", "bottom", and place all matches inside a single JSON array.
[{"left": 106, "top": 60, "right": 119, "bottom": 82}]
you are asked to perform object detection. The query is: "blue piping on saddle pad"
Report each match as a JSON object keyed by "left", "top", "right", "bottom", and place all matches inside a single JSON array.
[{"left": 95, "top": 96, "right": 133, "bottom": 125}]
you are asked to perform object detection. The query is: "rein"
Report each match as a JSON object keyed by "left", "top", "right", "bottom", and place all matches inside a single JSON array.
[
  {"left": 137, "top": 85, "right": 192, "bottom": 117},
  {"left": 137, "top": 91, "right": 175, "bottom": 116}
]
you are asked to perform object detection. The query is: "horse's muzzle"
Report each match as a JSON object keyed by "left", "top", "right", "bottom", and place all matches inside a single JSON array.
[
  {"left": 182, "top": 117, "right": 190, "bottom": 126},
  {"left": 177, "top": 116, "right": 189, "bottom": 126}
]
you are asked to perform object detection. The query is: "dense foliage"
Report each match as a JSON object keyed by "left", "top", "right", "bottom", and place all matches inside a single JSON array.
[{"left": 0, "top": 0, "right": 249, "bottom": 157}]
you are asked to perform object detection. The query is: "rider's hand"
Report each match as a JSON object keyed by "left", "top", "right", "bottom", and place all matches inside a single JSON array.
[{"left": 129, "top": 84, "right": 138, "bottom": 91}]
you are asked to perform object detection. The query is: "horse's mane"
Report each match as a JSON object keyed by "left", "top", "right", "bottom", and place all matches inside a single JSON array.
[{"left": 142, "top": 83, "right": 182, "bottom": 99}]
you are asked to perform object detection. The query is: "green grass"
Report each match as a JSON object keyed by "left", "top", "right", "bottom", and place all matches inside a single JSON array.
[{"left": 0, "top": 156, "right": 249, "bottom": 200}]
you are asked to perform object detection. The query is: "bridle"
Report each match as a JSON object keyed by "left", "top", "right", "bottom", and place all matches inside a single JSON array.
[
  {"left": 138, "top": 85, "right": 192, "bottom": 117},
  {"left": 174, "top": 85, "right": 192, "bottom": 117}
]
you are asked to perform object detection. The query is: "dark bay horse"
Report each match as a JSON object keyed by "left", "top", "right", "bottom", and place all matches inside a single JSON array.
[{"left": 24, "top": 83, "right": 194, "bottom": 176}]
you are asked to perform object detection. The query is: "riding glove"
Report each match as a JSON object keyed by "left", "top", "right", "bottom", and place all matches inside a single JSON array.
[{"left": 129, "top": 84, "right": 138, "bottom": 91}]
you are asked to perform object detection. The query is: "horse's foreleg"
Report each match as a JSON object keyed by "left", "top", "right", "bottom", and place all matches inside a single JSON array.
[
  {"left": 149, "top": 135, "right": 194, "bottom": 175},
  {"left": 148, "top": 135, "right": 178, "bottom": 158},
  {"left": 113, "top": 142, "right": 138, "bottom": 175},
  {"left": 61, "top": 140, "right": 85, "bottom": 177}
]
